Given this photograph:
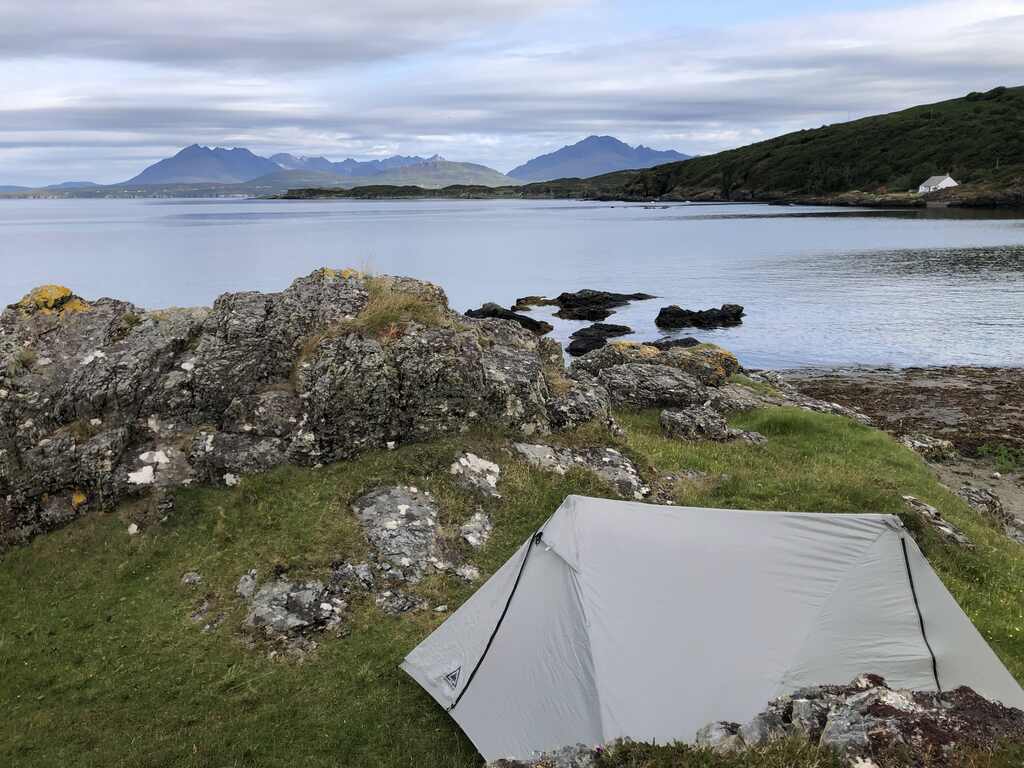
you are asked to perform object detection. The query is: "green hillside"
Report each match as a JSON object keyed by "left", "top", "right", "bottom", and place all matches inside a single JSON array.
[
  {"left": 345, "top": 159, "right": 517, "bottom": 189},
  {"left": 524, "top": 85, "right": 1024, "bottom": 202}
]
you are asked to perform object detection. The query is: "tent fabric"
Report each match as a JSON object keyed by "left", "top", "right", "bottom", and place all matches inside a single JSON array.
[{"left": 401, "top": 495, "right": 1024, "bottom": 762}]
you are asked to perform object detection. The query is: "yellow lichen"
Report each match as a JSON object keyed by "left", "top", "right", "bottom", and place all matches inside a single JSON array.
[
  {"left": 318, "top": 267, "right": 361, "bottom": 281},
  {"left": 17, "top": 284, "right": 90, "bottom": 315},
  {"left": 61, "top": 298, "right": 92, "bottom": 314},
  {"left": 71, "top": 490, "right": 88, "bottom": 509}
]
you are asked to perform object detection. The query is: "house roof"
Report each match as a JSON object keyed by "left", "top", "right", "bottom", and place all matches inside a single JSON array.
[{"left": 920, "top": 175, "right": 953, "bottom": 186}]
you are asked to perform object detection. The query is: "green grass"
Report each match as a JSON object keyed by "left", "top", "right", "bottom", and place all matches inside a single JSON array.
[
  {"left": 727, "top": 373, "right": 779, "bottom": 397},
  {"left": 2, "top": 408, "right": 1023, "bottom": 767},
  {"left": 977, "top": 442, "right": 1024, "bottom": 473}
]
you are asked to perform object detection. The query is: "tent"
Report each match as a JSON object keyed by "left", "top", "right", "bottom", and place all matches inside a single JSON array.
[{"left": 402, "top": 495, "right": 1024, "bottom": 762}]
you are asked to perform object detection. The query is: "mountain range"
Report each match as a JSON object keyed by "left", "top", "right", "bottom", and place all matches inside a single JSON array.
[{"left": 507, "top": 136, "right": 690, "bottom": 182}]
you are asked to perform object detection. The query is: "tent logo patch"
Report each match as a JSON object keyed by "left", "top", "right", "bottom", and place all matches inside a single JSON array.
[{"left": 443, "top": 666, "right": 461, "bottom": 690}]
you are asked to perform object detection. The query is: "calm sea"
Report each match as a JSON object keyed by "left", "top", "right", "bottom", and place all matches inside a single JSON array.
[{"left": 1, "top": 198, "right": 1023, "bottom": 369}]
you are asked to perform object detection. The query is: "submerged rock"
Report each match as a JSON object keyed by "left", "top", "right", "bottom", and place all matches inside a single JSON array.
[
  {"left": 526, "top": 289, "right": 656, "bottom": 321},
  {"left": 655, "top": 303, "right": 744, "bottom": 329},
  {"left": 464, "top": 303, "right": 553, "bottom": 335},
  {"left": 566, "top": 323, "right": 632, "bottom": 357}
]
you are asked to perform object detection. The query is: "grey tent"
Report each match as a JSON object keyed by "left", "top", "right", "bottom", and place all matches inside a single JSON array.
[{"left": 402, "top": 495, "right": 1024, "bottom": 762}]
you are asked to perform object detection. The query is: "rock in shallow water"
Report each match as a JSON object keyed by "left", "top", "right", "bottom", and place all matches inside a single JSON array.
[
  {"left": 655, "top": 303, "right": 744, "bottom": 329},
  {"left": 464, "top": 303, "right": 553, "bottom": 335},
  {"left": 566, "top": 323, "right": 633, "bottom": 357}
]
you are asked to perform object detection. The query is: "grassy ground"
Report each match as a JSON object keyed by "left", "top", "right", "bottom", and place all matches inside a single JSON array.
[{"left": 2, "top": 407, "right": 1022, "bottom": 767}]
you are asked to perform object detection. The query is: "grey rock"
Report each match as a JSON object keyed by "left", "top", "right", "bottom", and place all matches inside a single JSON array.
[
  {"left": 789, "top": 698, "right": 825, "bottom": 737},
  {"left": 460, "top": 511, "right": 493, "bottom": 549},
  {"left": 450, "top": 452, "right": 501, "bottom": 497},
  {"left": 330, "top": 561, "right": 375, "bottom": 592},
  {"left": 596, "top": 364, "right": 706, "bottom": 408},
  {"left": 739, "top": 711, "right": 787, "bottom": 746},
  {"left": 660, "top": 406, "right": 766, "bottom": 445},
  {"left": 819, "top": 710, "right": 871, "bottom": 752},
  {"left": 352, "top": 486, "right": 453, "bottom": 582},
  {"left": 513, "top": 443, "right": 649, "bottom": 500},
  {"left": 375, "top": 590, "right": 427, "bottom": 615},
  {"left": 547, "top": 372, "right": 612, "bottom": 431},
  {"left": 236, "top": 569, "right": 258, "bottom": 600},
  {"left": 903, "top": 495, "right": 974, "bottom": 548},
  {"left": 180, "top": 571, "right": 203, "bottom": 587},
  {"left": 900, "top": 433, "right": 956, "bottom": 461},
  {"left": 246, "top": 578, "right": 339, "bottom": 634},
  {"left": 695, "top": 721, "right": 744, "bottom": 753}
]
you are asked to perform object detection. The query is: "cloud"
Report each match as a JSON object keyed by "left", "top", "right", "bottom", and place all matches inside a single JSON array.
[
  {"left": 0, "top": 0, "right": 580, "bottom": 70},
  {"left": 1, "top": 0, "right": 1022, "bottom": 184}
]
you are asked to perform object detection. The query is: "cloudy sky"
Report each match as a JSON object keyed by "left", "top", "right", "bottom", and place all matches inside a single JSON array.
[{"left": 2, "top": 0, "right": 1022, "bottom": 185}]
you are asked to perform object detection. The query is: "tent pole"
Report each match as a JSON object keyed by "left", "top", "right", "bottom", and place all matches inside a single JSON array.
[
  {"left": 901, "top": 538, "right": 941, "bottom": 692},
  {"left": 449, "top": 530, "right": 545, "bottom": 711}
]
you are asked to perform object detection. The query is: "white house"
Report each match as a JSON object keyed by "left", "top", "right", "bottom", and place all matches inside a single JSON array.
[{"left": 918, "top": 174, "right": 959, "bottom": 193}]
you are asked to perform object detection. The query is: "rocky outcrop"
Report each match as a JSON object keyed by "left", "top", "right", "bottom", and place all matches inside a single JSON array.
[
  {"left": 697, "top": 674, "right": 1024, "bottom": 766},
  {"left": 957, "top": 485, "right": 1024, "bottom": 544},
  {"left": 572, "top": 341, "right": 741, "bottom": 388},
  {"left": 655, "top": 303, "right": 744, "bottom": 329},
  {"left": 566, "top": 323, "right": 632, "bottom": 357},
  {"left": 660, "top": 406, "right": 766, "bottom": 445},
  {"left": 645, "top": 336, "right": 700, "bottom": 351},
  {"left": 464, "top": 303, "right": 553, "bottom": 335},
  {"left": 513, "top": 443, "right": 650, "bottom": 500},
  {"left": 491, "top": 676, "right": 1024, "bottom": 768},
  {"left": 903, "top": 496, "right": 973, "bottom": 549},
  {"left": 901, "top": 434, "right": 957, "bottom": 462},
  {"left": 0, "top": 269, "right": 586, "bottom": 548}
]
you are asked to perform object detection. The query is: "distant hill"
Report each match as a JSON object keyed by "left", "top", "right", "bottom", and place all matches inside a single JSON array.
[
  {"left": 0, "top": 185, "right": 29, "bottom": 193},
  {"left": 507, "top": 136, "right": 690, "bottom": 182},
  {"left": 125, "top": 145, "right": 281, "bottom": 185},
  {"left": 537, "top": 86, "right": 1024, "bottom": 202},
  {"left": 270, "top": 153, "right": 430, "bottom": 177},
  {"left": 345, "top": 159, "right": 517, "bottom": 189},
  {"left": 46, "top": 181, "right": 99, "bottom": 189}
]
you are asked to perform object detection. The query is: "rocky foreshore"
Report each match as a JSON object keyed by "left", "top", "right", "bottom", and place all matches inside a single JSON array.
[
  {"left": 787, "top": 366, "right": 1024, "bottom": 533},
  {"left": 2, "top": 269, "right": 839, "bottom": 550}
]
